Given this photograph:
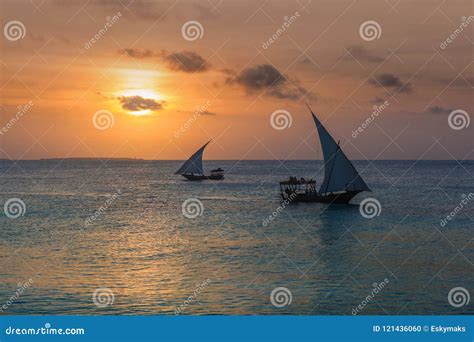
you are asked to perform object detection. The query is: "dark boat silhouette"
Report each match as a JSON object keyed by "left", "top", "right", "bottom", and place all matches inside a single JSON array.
[
  {"left": 280, "top": 107, "right": 370, "bottom": 204},
  {"left": 175, "top": 141, "right": 224, "bottom": 181}
]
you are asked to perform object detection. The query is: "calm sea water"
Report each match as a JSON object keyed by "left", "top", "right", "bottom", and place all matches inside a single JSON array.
[{"left": 0, "top": 160, "right": 472, "bottom": 315}]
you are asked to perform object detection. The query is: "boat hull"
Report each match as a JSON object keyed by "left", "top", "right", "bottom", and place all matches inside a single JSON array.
[
  {"left": 282, "top": 191, "right": 361, "bottom": 204},
  {"left": 181, "top": 174, "right": 224, "bottom": 181}
]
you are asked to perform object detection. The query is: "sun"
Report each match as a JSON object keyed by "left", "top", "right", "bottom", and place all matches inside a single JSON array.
[
  {"left": 118, "top": 89, "right": 166, "bottom": 116},
  {"left": 113, "top": 68, "right": 167, "bottom": 116}
]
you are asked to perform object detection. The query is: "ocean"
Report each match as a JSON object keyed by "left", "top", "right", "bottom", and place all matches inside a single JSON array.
[{"left": 0, "top": 160, "right": 472, "bottom": 315}]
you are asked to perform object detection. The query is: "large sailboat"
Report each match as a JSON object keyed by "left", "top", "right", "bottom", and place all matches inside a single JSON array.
[
  {"left": 175, "top": 140, "right": 224, "bottom": 181},
  {"left": 279, "top": 107, "right": 370, "bottom": 204}
]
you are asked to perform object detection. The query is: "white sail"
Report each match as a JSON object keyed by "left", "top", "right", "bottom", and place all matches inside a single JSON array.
[
  {"left": 175, "top": 141, "right": 210, "bottom": 175},
  {"left": 310, "top": 111, "right": 370, "bottom": 194}
]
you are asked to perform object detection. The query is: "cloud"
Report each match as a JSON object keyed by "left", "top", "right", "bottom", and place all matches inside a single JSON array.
[
  {"left": 200, "top": 110, "right": 216, "bottom": 116},
  {"left": 345, "top": 46, "right": 384, "bottom": 63},
  {"left": 119, "top": 48, "right": 155, "bottom": 59},
  {"left": 179, "top": 109, "right": 217, "bottom": 116},
  {"left": 54, "top": 0, "right": 170, "bottom": 21},
  {"left": 228, "top": 64, "right": 313, "bottom": 100},
  {"left": 163, "top": 51, "right": 211, "bottom": 73},
  {"left": 369, "top": 73, "right": 413, "bottom": 94},
  {"left": 118, "top": 96, "right": 165, "bottom": 111},
  {"left": 372, "top": 96, "right": 387, "bottom": 104},
  {"left": 427, "top": 106, "right": 454, "bottom": 115},
  {"left": 119, "top": 49, "right": 211, "bottom": 73}
]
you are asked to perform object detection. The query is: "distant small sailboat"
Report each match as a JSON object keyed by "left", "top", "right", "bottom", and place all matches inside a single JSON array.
[
  {"left": 175, "top": 140, "right": 224, "bottom": 181},
  {"left": 280, "top": 106, "right": 370, "bottom": 204}
]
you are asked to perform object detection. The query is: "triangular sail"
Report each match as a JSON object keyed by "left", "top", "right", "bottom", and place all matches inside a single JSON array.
[
  {"left": 310, "top": 111, "right": 370, "bottom": 194},
  {"left": 175, "top": 141, "right": 211, "bottom": 175}
]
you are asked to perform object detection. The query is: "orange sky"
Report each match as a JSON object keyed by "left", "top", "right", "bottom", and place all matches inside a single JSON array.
[{"left": 0, "top": 0, "right": 472, "bottom": 160}]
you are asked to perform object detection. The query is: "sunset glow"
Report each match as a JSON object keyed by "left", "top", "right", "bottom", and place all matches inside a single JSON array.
[{"left": 0, "top": 0, "right": 471, "bottom": 160}]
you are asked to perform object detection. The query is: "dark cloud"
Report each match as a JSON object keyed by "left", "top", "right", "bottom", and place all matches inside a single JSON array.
[
  {"left": 200, "top": 110, "right": 217, "bottom": 116},
  {"left": 232, "top": 64, "right": 285, "bottom": 90},
  {"left": 372, "top": 97, "right": 387, "bottom": 104},
  {"left": 178, "top": 109, "right": 217, "bottom": 116},
  {"left": 228, "top": 64, "right": 313, "bottom": 101},
  {"left": 163, "top": 51, "right": 211, "bottom": 73},
  {"left": 345, "top": 46, "right": 384, "bottom": 63},
  {"left": 119, "top": 48, "right": 155, "bottom": 59},
  {"left": 427, "top": 106, "right": 454, "bottom": 115},
  {"left": 369, "top": 73, "right": 413, "bottom": 94},
  {"left": 118, "top": 96, "right": 165, "bottom": 111}
]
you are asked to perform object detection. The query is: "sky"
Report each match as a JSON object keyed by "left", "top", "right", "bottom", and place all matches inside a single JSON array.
[{"left": 0, "top": 0, "right": 472, "bottom": 160}]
